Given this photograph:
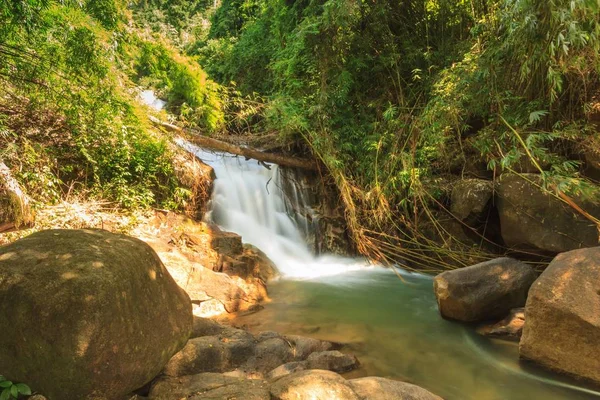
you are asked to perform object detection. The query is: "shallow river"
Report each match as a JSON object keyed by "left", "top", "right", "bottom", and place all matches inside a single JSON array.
[
  {"left": 233, "top": 269, "right": 600, "bottom": 400},
  {"left": 183, "top": 141, "right": 600, "bottom": 400}
]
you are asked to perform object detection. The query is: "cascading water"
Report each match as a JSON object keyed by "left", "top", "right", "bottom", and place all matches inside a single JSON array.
[
  {"left": 180, "top": 140, "right": 371, "bottom": 279},
  {"left": 178, "top": 139, "right": 600, "bottom": 400}
]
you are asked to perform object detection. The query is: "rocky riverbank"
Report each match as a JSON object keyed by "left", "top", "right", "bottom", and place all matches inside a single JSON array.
[
  {"left": 0, "top": 227, "right": 442, "bottom": 400},
  {"left": 434, "top": 248, "right": 600, "bottom": 388}
]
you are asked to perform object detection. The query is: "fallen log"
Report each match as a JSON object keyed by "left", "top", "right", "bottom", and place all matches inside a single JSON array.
[
  {"left": 184, "top": 134, "right": 319, "bottom": 171},
  {"left": 149, "top": 115, "right": 319, "bottom": 170}
]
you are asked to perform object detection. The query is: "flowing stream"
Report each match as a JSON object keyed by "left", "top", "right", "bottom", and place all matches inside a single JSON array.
[{"left": 184, "top": 141, "right": 600, "bottom": 400}]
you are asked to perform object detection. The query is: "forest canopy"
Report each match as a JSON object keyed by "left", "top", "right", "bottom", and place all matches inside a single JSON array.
[{"left": 2, "top": 0, "right": 599, "bottom": 265}]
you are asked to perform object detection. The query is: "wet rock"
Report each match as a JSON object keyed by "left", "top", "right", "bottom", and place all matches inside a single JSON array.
[
  {"left": 306, "top": 351, "right": 359, "bottom": 373},
  {"left": 451, "top": 179, "right": 494, "bottom": 223},
  {"left": 497, "top": 173, "right": 600, "bottom": 253},
  {"left": 0, "top": 162, "right": 33, "bottom": 233},
  {"left": 270, "top": 370, "right": 360, "bottom": 400},
  {"left": 477, "top": 307, "right": 525, "bottom": 341},
  {"left": 0, "top": 229, "right": 192, "bottom": 400},
  {"left": 520, "top": 247, "right": 600, "bottom": 384},
  {"left": 239, "top": 244, "right": 279, "bottom": 282},
  {"left": 434, "top": 257, "right": 536, "bottom": 322},
  {"left": 267, "top": 362, "right": 308, "bottom": 380},
  {"left": 349, "top": 377, "right": 443, "bottom": 400},
  {"left": 283, "top": 335, "right": 338, "bottom": 359}
]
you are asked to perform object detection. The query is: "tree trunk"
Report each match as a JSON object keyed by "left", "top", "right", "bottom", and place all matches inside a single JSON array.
[{"left": 149, "top": 116, "right": 319, "bottom": 170}]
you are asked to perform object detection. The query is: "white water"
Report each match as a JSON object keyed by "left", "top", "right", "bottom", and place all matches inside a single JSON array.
[
  {"left": 181, "top": 140, "right": 374, "bottom": 279},
  {"left": 140, "top": 90, "right": 167, "bottom": 111}
]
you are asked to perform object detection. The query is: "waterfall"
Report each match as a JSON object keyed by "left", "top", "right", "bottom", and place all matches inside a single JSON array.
[{"left": 180, "top": 140, "right": 372, "bottom": 279}]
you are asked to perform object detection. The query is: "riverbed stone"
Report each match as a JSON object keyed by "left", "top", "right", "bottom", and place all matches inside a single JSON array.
[
  {"left": 307, "top": 350, "right": 359, "bottom": 373},
  {"left": 191, "top": 316, "right": 226, "bottom": 338},
  {"left": 496, "top": 173, "right": 600, "bottom": 253},
  {"left": 267, "top": 361, "right": 308, "bottom": 380},
  {"left": 0, "top": 229, "right": 192, "bottom": 400},
  {"left": 477, "top": 307, "right": 525, "bottom": 341},
  {"left": 349, "top": 377, "right": 443, "bottom": 400},
  {"left": 434, "top": 257, "right": 536, "bottom": 321},
  {"left": 163, "top": 328, "right": 257, "bottom": 376},
  {"left": 520, "top": 247, "right": 600, "bottom": 384},
  {"left": 270, "top": 370, "right": 360, "bottom": 400},
  {"left": 149, "top": 372, "right": 255, "bottom": 400}
]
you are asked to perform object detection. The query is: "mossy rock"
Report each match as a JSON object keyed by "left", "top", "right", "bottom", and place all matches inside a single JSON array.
[{"left": 0, "top": 229, "right": 192, "bottom": 400}]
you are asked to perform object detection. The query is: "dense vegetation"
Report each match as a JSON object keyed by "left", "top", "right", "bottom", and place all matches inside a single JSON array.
[
  {"left": 0, "top": 0, "right": 222, "bottom": 208},
  {"left": 2, "top": 0, "right": 599, "bottom": 267},
  {"left": 133, "top": 0, "right": 600, "bottom": 267}
]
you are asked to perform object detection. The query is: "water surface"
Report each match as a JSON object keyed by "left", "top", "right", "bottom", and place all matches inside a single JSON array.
[{"left": 233, "top": 269, "right": 600, "bottom": 400}]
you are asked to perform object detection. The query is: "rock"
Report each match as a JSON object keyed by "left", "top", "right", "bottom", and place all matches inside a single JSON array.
[
  {"left": 583, "top": 148, "right": 600, "bottom": 180},
  {"left": 267, "top": 362, "right": 308, "bottom": 380},
  {"left": 180, "top": 263, "right": 268, "bottom": 314},
  {"left": 283, "top": 335, "right": 338, "bottom": 359},
  {"left": 434, "top": 257, "right": 536, "bottom": 322},
  {"left": 349, "top": 377, "right": 442, "bottom": 400},
  {"left": 0, "top": 162, "right": 33, "bottom": 233},
  {"left": 306, "top": 351, "right": 359, "bottom": 373},
  {"left": 171, "top": 144, "right": 215, "bottom": 220},
  {"left": 209, "top": 228, "right": 243, "bottom": 257},
  {"left": 243, "top": 336, "right": 294, "bottom": 373},
  {"left": 520, "top": 247, "right": 600, "bottom": 384},
  {"left": 496, "top": 173, "right": 600, "bottom": 253},
  {"left": 451, "top": 179, "right": 494, "bottom": 223},
  {"left": 189, "top": 378, "right": 271, "bottom": 400},
  {"left": 240, "top": 244, "right": 279, "bottom": 282},
  {"left": 191, "top": 316, "right": 225, "bottom": 338},
  {"left": 149, "top": 372, "right": 244, "bottom": 400},
  {"left": 150, "top": 372, "right": 270, "bottom": 400},
  {"left": 163, "top": 328, "right": 256, "bottom": 376},
  {"left": 270, "top": 370, "right": 360, "bottom": 400},
  {"left": 279, "top": 167, "right": 353, "bottom": 256},
  {"left": 0, "top": 229, "right": 192, "bottom": 400},
  {"left": 477, "top": 307, "right": 525, "bottom": 341}
]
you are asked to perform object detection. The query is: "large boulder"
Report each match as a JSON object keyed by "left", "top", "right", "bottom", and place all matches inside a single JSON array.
[
  {"left": 434, "top": 257, "right": 536, "bottom": 321},
  {"left": 270, "top": 370, "right": 360, "bottom": 400},
  {"left": 349, "top": 377, "right": 442, "bottom": 400},
  {"left": 0, "top": 162, "right": 33, "bottom": 233},
  {"left": 496, "top": 173, "right": 600, "bottom": 253},
  {"left": 451, "top": 179, "right": 494, "bottom": 223},
  {"left": 0, "top": 229, "right": 192, "bottom": 400},
  {"left": 520, "top": 247, "right": 600, "bottom": 384}
]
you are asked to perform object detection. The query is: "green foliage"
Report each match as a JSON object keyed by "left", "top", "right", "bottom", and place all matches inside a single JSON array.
[
  {"left": 0, "top": 376, "right": 31, "bottom": 400},
  {"left": 189, "top": 0, "right": 600, "bottom": 263},
  {"left": 0, "top": 2, "right": 186, "bottom": 209},
  {"left": 136, "top": 40, "right": 224, "bottom": 130}
]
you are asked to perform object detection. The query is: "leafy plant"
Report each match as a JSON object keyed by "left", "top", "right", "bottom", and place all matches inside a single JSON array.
[{"left": 0, "top": 376, "right": 31, "bottom": 400}]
